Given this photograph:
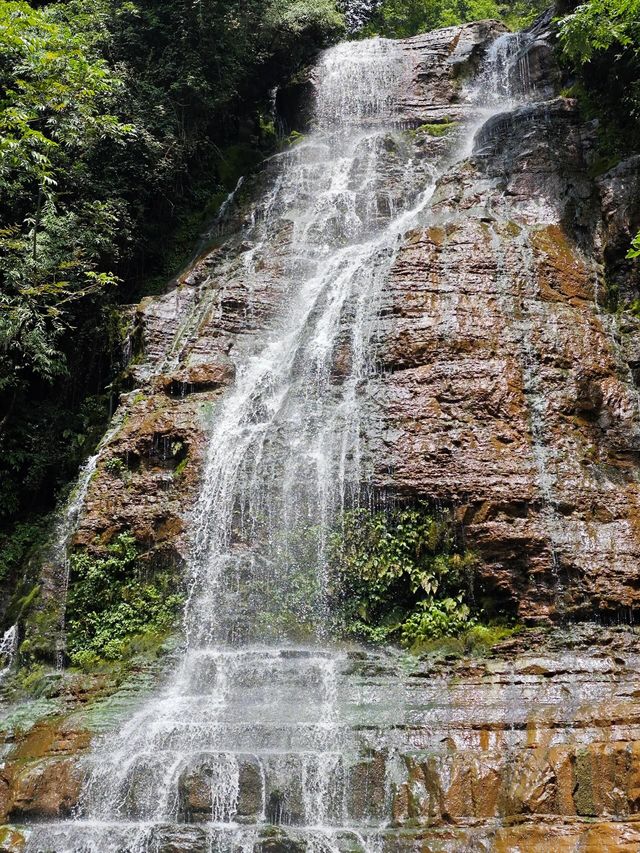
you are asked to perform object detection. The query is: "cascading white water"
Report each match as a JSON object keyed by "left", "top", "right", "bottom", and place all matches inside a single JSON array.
[
  {"left": 27, "top": 38, "right": 434, "bottom": 853},
  {"left": 0, "top": 625, "right": 18, "bottom": 684},
  {"left": 460, "top": 31, "right": 533, "bottom": 158},
  {"left": 340, "top": 0, "right": 381, "bottom": 32},
  {"left": 26, "top": 31, "right": 534, "bottom": 853}
]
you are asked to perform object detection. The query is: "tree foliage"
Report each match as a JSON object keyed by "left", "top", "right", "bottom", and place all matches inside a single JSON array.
[
  {"left": 558, "top": 0, "right": 640, "bottom": 65},
  {"left": 628, "top": 232, "right": 640, "bottom": 259},
  {"left": 0, "top": 1, "right": 126, "bottom": 405},
  {"left": 0, "top": 0, "right": 343, "bottom": 535},
  {"left": 358, "top": 0, "right": 546, "bottom": 37}
]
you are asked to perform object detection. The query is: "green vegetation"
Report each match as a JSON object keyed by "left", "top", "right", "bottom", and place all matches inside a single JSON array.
[
  {"left": 414, "top": 119, "right": 459, "bottom": 136},
  {"left": 558, "top": 0, "right": 640, "bottom": 260},
  {"left": 0, "top": 0, "right": 345, "bottom": 597},
  {"left": 0, "top": 520, "right": 49, "bottom": 584},
  {"left": 65, "top": 534, "right": 184, "bottom": 669},
  {"left": 328, "top": 505, "right": 479, "bottom": 650},
  {"left": 359, "top": 0, "right": 547, "bottom": 37},
  {"left": 557, "top": 0, "right": 640, "bottom": 65},
  {"left": 103, "top": 457, "right": 126, "bottom": 479},
  {"left": 413, "top": 622, "right": 523, "bottom": 658}
]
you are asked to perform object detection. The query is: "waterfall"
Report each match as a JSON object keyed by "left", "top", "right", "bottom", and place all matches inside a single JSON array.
[
  {"left": 340, "top": 1, "right": 382, "bottom": 32},
  {"left": 26, "top": 31, "right": 532, "bottom": 853},
  {"left": 46, "top": 418, "right": 124, "bottom": 669},
  {"left": 0, "top": 625, "right": 18, "bottom": 684}
]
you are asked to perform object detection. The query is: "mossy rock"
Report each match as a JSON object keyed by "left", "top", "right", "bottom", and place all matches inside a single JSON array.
[
  {"left": 415, "top": 121, "right": 459, "bottom": 137},
  {"left": 0, "top": 826, "right": 26, "bottom": 853}
]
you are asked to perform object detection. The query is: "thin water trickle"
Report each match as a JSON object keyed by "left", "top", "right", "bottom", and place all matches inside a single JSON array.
[
  {"left": 0, "top": 625, "right": 18, "bottom": 684},
  {"left": 49, "top": 418, "right": 123, "bottom": 669},
  {"left": 26, "top": 32, "right": 536, "bottom": 853}
]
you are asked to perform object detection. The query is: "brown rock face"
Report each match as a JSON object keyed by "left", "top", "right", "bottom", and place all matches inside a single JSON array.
[
  {"left": 0, "top": 719, "right": 89, "bottom": 823},
  {"left": 370, "top": 45, "right": 640, "bottom": 624},
  {"left": 381, "top": 626, "right": 640, "bottom": 851}
]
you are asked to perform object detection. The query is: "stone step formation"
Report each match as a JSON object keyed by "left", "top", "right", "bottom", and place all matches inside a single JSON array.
[{"left": 22, "top": 630, "right": 640, "bottom": 851}]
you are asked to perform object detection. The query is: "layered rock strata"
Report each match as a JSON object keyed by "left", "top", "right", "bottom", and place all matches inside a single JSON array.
[
  {"left": 371, "top": 23, "right": 640, "bottom": 624},
  {"left": 2, "top": 628, "right": 640, "bottom": 852},
  {"left": 4, "top": 14, "right": 640, "bottom": 853}
]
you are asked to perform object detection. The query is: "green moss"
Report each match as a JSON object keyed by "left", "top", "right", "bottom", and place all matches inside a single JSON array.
[
  {"left": 629, "top": 298, "right": 640, "bottom": 317},
  {"left": 606, "top": 278, "right": 620, "bottom": 313},
  {"left": 13, "top": 664, "right": 52, "bottom": 698},
  {"left": 103, "top": 457, "right": 126, "bottom": 478},
  {"left": 19, "top": 597, "right": 60, "bottom": 665},
  {"left": 412, "top": 623, "right": 523, "bottom": 659},
  {"left": 284, "top": 130, "right": 306, "bottom": 148},
  {"left": 173, "top": 455, "right": 190, "bottom": 478},
  {"left": 414, "top": 120, "right": 458, "bottom": 137},
  {"left": 15, "top": 584, "right": 41, "bottom": 618},
  {"left": 504, "top": 221, "right": 522, "bottom": 238},
  {"left": 0, "top": 825, "right": 26, "bottom": 852}
]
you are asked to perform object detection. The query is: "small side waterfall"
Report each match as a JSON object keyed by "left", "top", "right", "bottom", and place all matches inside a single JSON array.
[
  {"left": 340, "top": 0, "right": 381, "bottom": 31},
  {"left": 0, "top": 625, "right": 18, "bottom": 684},
  {"left": 26, "top": 30, "right": 538, "bottom": 853},
  {"left": 46, "top": 419, "right": 123, "bottom": 668}
]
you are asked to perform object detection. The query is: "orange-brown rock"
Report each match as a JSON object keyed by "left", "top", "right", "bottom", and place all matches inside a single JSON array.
[
  {"left": 0, "top": 719, "right": 89, "bottom": 823},
  {"left": 8, "top": 759, "right": 82, "bottom": 819},
  {"left": 383, "top": 625, "right": 640, "bottom": 850},
  {"left": 372, "top": 93, "right": 640, "bottom": 622}
]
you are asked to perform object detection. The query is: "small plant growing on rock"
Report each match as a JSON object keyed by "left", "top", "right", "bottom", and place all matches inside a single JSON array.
[
  {"left": 104, "top": 457, "right": 126, "bottom": 479},
  {"left": 627, "top": 232, "right": 640, "bottom": 260},
  {"left": 328, "top": 505, "right": 477, "bottom": 651}
]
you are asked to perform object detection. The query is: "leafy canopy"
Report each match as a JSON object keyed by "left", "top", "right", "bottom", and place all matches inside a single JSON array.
[
  {"left": 0, "top": 1, "right": 128, "bottom": 400},
  {"left": 558, "top": 0, "right": 640, "bottom": 65},
  {"left": 358, "top": 0, "right": 546, "bottom": 37}
]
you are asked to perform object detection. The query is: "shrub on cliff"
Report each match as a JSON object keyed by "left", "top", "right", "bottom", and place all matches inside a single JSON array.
[
  {"left": 328, "top": 506, "right": 478, "bottom": 649},
  {"left": 65, "top": 534, "right": 184, "bottom": 669}
]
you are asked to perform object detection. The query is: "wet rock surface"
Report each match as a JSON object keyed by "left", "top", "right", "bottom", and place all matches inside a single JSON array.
[
  {"left": 1, "top": 627, "right": 639, "bottom": 849},
  {"left": 371, "top": 38, "right": 640, "bottom": 625},
  {"left": 6, "top": 15, "right": 640, "bottom": 853},
  {"left": 0, "top": 718, "right": 89, "bottom": 823}
]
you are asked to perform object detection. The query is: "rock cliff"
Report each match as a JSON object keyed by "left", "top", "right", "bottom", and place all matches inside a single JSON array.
[
  {"left": 372, "top": 16, "right": 640, "bottom": 626},
  {"left": 2, "top": 13, "right": 640, "bottom": 853}
]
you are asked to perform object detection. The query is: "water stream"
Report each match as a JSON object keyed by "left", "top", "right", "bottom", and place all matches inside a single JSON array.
[
  {"left": 0, "top": 625, "right": 18, "bottom": 685},
  {"left": 27, "top": 31, "right": 534, "bottom": 853}
]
